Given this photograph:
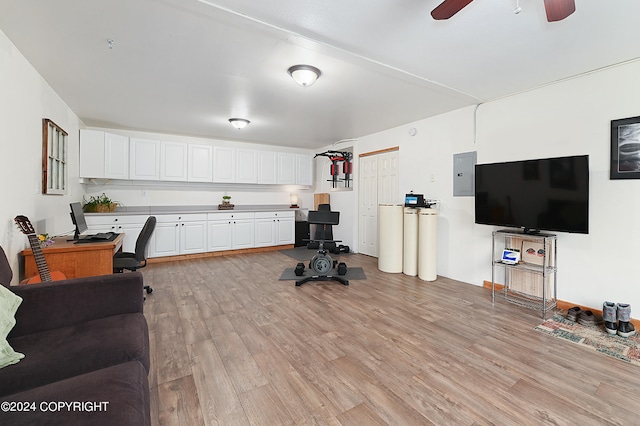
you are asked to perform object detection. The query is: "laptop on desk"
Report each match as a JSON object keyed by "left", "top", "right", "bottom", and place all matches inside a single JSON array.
[{"left": 73, "top": 232, "right": 119, "bottom": 244}]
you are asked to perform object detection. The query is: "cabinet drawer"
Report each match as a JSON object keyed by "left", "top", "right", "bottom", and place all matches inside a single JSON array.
[
  {"left": 207, "top": 212, "right": 255, "bottom": 221},
  {"left": 254, "top": 211, "right": 295, "bottom": 219},
  {"left": 86, "top": 215, "right": 148, "bottom": 226},
  {"left": 156, "top": 213, "right": 207, "bottom": 223}
]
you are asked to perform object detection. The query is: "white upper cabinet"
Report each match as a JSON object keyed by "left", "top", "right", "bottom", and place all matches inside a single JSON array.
[
  {"left": 236, "top": 149, "right": 258, "bottom": 184},
  {"left": 129, "top": 138, "right": 160, "bottom": 180},
  {"left": 160, "top": 141, "right": 188, "bottom": 181},
  {"left": 188, "top": 144, "right": 213, "bottom": 182},
  {"left": 212, "top": 146, "right": 235, "bottom": 183},
  {"left": 277, "top": 152, "right": 296, "bottom": 184},
  {"left": 80, "top": 129, "right": 129, "bottom": 179},
  {"left": 295, "top": 154, "right": 313, "bottom": 186},
  {"left": 258, "top": 150, "right": 278, "bottom": 184}
]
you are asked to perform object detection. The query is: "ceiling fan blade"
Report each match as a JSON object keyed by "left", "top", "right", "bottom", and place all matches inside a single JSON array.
[
  {"left": 543, "top": 0, "right": 576, "bottom": 22},
  {"left": 431, "top": 0, "right": 474, "bottom": 20}
]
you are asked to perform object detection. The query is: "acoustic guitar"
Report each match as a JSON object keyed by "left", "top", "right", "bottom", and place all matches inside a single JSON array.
[{"left": 14, "top": 215, "right": 67, "bottom": 284}]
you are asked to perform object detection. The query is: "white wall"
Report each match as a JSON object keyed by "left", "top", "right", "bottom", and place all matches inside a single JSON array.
[
  {"left": 355, "top": 59, "right": 640, "bottom": 311},
  {"left": 0, "top": 30, "right": 85, "bottom": 284}
]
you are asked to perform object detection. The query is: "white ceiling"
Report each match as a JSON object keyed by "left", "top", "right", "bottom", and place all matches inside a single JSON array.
[{"left": 2, "top": 0, "right": 640, "bottom": 149}]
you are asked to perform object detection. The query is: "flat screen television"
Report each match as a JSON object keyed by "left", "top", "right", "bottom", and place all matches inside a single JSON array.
[
  {"left": 474, "top": 155, "right": 589, "bottom": 234},
  {"left": 69, "top": 202, "right": 88, "bottom": 240}
]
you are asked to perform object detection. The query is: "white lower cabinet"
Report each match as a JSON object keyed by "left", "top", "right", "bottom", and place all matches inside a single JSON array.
[
  {"left": 254, "top": 211, "right": 295, "bottom": 247},
  {"left": 207, "top": 212, "right": 255, "bottom": 251},
  {"left": 85, "top": 214, "right": 148, "bottom": 253},
  {"left": 150, "top": 214, "right": 207, "bottom": 257}
]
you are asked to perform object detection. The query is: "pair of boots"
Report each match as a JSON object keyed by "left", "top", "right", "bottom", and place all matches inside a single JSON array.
[{"left": 602, "top": 302, "right": 636, "bottom": 338}]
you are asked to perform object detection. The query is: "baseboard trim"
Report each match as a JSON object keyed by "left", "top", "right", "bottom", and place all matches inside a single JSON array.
[
  {"left": 147, "top": 244, "right": 294, "bottom": 264},
  {"left": 483, "top": 280, "right": 640, "bottom": 328}
]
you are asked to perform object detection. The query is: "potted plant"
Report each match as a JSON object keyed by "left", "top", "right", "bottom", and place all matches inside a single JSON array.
[
  {"left": 222, "top": 195, "right": 231, "bottom": 205},
  {"left": 82, "top": 193, "right": 120, "bottom": 213}
]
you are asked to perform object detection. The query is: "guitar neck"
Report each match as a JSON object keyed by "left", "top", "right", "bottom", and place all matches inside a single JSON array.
[{"left": 26, "top": 233, "right": 52, "bottom": 282}]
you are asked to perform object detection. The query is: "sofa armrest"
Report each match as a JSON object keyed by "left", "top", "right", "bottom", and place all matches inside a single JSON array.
[{"left": 8, "top": 272, "right": 144, "bottom": 338}]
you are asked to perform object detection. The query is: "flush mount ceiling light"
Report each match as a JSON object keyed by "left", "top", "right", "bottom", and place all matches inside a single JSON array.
[
  {"left": 287, "top": 65, "right": 322, "bottom": 87},
  {"left": 228, "top": 118, "right": 250, "bottom": 129}
]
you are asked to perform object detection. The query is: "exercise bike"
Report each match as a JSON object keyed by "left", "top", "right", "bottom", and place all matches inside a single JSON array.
[{"left": 294, "top": 209, "right": 349, "bottom": 286}]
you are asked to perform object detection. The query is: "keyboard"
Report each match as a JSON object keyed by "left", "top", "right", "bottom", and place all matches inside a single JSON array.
[{"left": 74, "top": 232, "right": 119, "bottom": 244}]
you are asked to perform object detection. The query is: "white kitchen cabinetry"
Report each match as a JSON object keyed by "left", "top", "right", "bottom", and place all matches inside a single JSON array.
[
  {"left": 295, "top": 154, "right": 313, "bottom": 185},
  {"left": 254, "top": 211, "right": 295, "bottom": 247},
  {"left": 79, "top": 130, "right": 129, "bottom": 179},
  {"left": 129, "top": 138, "right": 160, "bottom": 181},
  {"left": 258, "top": 150, "right": 278, "bottom": 184},
  {"left": 160, "top": 141, "right": 188, "bottom": 181},
  {"left": 188, "top": 144, "right": 213, "bottom": 182},
  {"left": 85, "top": 215, "right": 148, "bottom": 253},
  {"left": 277, "top": 152, "right": 296, "bottom": 184},
  {"left": 213, "top": 146, "right": 236, "bottom": 183},
  {"left": 150, "top": 214, "right": 207, "bottom": 257},
  {"left": 236, "top": 149, "right": 258, "bottom": 184},
  {"left": 207, "top": 212, "right": 255, "bottom": 250}
]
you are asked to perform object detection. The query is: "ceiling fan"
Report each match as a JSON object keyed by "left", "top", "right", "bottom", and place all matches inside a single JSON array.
[{"left": 431, "top": 0, "right": 576, "bottom": 22}]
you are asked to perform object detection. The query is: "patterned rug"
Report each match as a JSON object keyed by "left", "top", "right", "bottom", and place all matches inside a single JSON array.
[{"left": 535, "top": 313, "right": 640, "bottom": 366}]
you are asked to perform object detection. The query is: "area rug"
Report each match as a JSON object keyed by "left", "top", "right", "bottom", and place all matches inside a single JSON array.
[
  {"left": 535, "top": 313, "right": 640, "bottom": 366},
  {"left": 279, "top": 247, "right": 352, "bottom": 261},
  {"left": 279, "top": 267, "right": 366, "bottom": 281}
]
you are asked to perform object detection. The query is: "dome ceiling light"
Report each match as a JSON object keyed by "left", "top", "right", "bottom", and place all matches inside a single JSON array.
[
  {"left": 287, "top": 65, "right": 322, "bottom": 87},
  {"left": 228, "top": 118, "right": 250, "bottom": 129}
]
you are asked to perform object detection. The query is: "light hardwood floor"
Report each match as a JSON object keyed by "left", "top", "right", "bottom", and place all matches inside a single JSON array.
[{"left": 141, "top": 251, "right": 640, "bottom": 425}]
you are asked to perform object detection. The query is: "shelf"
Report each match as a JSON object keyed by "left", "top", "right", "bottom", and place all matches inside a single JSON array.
[{"left": 491, "top": 229, "right": 557, "bottom": 318}]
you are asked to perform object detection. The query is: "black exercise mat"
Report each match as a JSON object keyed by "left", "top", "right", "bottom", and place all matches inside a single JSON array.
[
  {"left": 279, "top": 266, "right": 366, "bottom": 281},
  {"left": 279, "top": 246, "right": 352, "bottom": 261}
]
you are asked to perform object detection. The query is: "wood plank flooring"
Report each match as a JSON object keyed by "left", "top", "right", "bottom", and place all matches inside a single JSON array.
[{"left": 141, "top": 251, "right": 640, "bottom": 425}]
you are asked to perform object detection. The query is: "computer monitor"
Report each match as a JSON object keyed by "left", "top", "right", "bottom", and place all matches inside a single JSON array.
[{"left": 69, "top": 202, "right": 88, "bottom": 240}]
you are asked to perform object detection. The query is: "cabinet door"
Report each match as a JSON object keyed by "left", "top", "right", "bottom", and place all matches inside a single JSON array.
[
  {"left": 258, "top": 151, "right": 277, "bottom": 184},
  {"left": 296, "top": 154, "right": 313, "bottom": 185},
  {"left": 236, "top": 149, "right": 258, "bottom": 183},
  {"left": 188, "top": 144, "right": 213, "bottom": 182},
  {"left": 160, "top": 141, "right": 188, "bottom": 181},
  {"left": 232, "top": 219, "right": 254, "bottom": 249},
  {"left": 208, "top": 220, "right": 232, "bottom": 252},
  {"left": 130, "top": 138, "right": 160, "bottom": 180},
  {"left": 79, "top": 129, "right": 105, "bottom": 178},
  {"left": 254, "top": 218, "right": 276, "bottom": 247},
  {"left": 104, "top": 133, "right": 129, "bottom": 179},
  {"left": 276, "top": 217, "right": 295, "bottom": 245},
  {"left": 212, "top": 146, "right": 235, "bottom": 183},
  {"left": 277, "top": 152, "right": 296, "bottom": 184},
  {"left": 180, "top": 220, "right": 207, "bottom": 254},
  {"left": 149, "top": 222, "right": 180, "bottom": 257}
]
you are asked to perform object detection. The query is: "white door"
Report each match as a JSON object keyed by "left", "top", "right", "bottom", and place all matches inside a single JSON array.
[
  {"left": 104, "top": 133, "right": 129, "bottom": 179},
  {"left": 150, "top": 222, "right": 180, "bottom": 257},
  {"left": 236, "top": 149, "right": 258, "bottom": 183},
  {"left": 180, "top": 220, "right": 207, "bottom": 254},
  {"left": 276, "top": 217, "right": 295, "bottom": 245},
  {"left": 232, "top": 219, "right": 254, "bottom": 249},
  {"left": 258, "top": 151, "right": 277, "bottom": 184},
  {"left": 213, "top": 146, "right": 235, "bottom": 183},
  {"left": 129, "top": 138, "right": 160, "bottom": 180},
  {"left": 188, "top": 144, "right": 213, "bottom": 182},
  {"left": 358, "top": 150, "right": 399, "bottom": 257},
  {"left": 208, "top": 220, "right": 232, "bottom": 252},
  {"left": 254, "top": 218, "right": 276, "bottom": 247},
  {"left": 160, "top": 141, "right": 188, "bottom": 181}
]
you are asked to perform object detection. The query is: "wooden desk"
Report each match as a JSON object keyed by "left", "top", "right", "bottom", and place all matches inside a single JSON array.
[{"left": 20, "top": 234, "right": 124, "bottom": 280}]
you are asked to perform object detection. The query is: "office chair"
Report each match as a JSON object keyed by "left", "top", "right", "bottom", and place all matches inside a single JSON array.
[{"left": 113, "top": 216, "right": 156, "bottom": 294}]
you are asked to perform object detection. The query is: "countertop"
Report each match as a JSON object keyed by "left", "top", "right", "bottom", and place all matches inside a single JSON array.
[{"left": 85, "top": 204, "right": 307, "bottom": 216}]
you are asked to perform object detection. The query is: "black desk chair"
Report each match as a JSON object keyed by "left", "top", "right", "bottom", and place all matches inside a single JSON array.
[
  {"left": 295, "top": 209, "right": 348, "bottom": 287},
  {"left": 113, "top": 216, "right": 156, "bottom": 294}
]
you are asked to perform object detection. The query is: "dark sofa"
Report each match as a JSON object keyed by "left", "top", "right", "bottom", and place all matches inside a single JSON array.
[{"left": 0, "top": 246, "right": 150, "bottom": 425}]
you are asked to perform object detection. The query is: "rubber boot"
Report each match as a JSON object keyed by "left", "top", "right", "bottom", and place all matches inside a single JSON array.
[
  {"left": 617, "top": 303, "right": 636, "bottom": 338},
  {"left": 602, "top": 302, "right": 618, "bottom": 335}
]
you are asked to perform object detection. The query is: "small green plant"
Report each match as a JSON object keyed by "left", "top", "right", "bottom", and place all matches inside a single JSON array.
[
  {"left": 82, "top": 193, "right": 121, "bottom": 212},
  {"left": 222, "top": 195, "right": 231, "bottom": 203}
]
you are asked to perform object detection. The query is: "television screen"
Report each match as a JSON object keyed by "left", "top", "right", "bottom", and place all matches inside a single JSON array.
[{"left": 475, "top": 155, "right": 589, "bottom": 234}]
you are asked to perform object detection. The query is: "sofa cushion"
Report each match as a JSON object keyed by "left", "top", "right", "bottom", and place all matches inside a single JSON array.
[
  {"left": 0, "top": 313, "right": 149, "bottom": 397},
  {"left": 0, "top": 284, "right": 24, "bottom": 369},
  {"left": 2, "top": 360, "right": 150, "bottom": 426}
]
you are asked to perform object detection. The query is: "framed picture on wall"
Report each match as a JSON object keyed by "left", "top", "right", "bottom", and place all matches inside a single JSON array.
[{"left": 611, "top": 115, "right": 640, "bottom": 179}]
